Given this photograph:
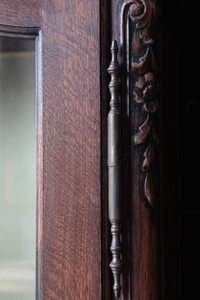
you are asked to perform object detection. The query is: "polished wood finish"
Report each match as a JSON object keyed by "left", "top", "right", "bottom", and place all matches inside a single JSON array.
[
  {"left": 1, "top": 0, "right": 194, "bottom": 299},
  {"left": 1, "top": 1, "right": 102, "bottom": 299},
  {"left": 41, "top": 2, "right": 101, "bottom": 299}
]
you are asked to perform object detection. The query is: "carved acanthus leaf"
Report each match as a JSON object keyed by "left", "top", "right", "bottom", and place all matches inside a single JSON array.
[
  {"left": 128, "top": 0, "right": 160, "bottom": 207},
  {"left": 132, "top": 48, "right": 149, "bottom": 75},
  {"left": 142, "top": 143, "right": 155, "bottom": 171},
  {"left": 134, "top": 114, "right": 151, "bottom": 145}
]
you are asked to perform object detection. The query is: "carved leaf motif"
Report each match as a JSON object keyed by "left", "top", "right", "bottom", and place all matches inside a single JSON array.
[
  {"left": 134, "top": 114, "right": 150, "bottom": 144},
  {"left": 132, "top": 48, "right": 149, "bottom": 75},
  {"left": 144, "top": 171, "right": 156, "bottom": 207},
  {"left": 142, "top": 143, "right": 155, "bottom": 171},
  {"left": 128, "top": 0, "right": 160, "bottom": 208}
]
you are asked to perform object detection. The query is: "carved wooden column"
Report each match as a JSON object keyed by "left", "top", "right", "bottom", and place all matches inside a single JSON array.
[
  {"left": 117, "top": 1, "right": 161, "bottom": 299},
  {"left": 125, "top": 1, "right": 160, "bottom": 299}
]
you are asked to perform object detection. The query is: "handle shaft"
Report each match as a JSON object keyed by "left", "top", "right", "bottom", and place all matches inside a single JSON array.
[{"left": 107, "top": 40, "right": 123, "bottom": 299}]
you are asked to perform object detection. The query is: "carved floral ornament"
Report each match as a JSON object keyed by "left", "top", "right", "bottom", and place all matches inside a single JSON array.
[
  {"left": 107, "top": 1, "right": 160, "bottom": 297},
  {"left": 128, "top": 0, "right": 160, "bottom": 207}
]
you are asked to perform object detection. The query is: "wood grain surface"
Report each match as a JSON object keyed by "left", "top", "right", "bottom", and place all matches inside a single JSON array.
[
  {"left": 0, "top": 0, "right": 183, "bottom": 299},
  {"left": 0, "top": 0, "right": 42, "bottom": 27},
  {"left": 1, "top": 1, "right": 102, "bottom": 299},
  {"left": 41, "top": 1, "right": 101, "bottom": 299}
]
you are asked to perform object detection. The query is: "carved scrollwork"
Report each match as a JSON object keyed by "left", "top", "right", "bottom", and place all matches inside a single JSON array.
[{"left": 128, "top": 0, "right": 160, "bottom": 207}]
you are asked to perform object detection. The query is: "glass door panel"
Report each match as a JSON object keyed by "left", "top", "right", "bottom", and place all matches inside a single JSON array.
[{"left": 0, "top": 36, "right": 36, "bottom": 300}]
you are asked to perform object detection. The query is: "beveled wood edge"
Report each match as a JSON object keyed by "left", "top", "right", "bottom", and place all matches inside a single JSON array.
[
  {"left": 35, "top": 30, "right": 43, "bottom": 300},
  {"left": 0, "top": 24, "right": 40, "bottom": 38}
]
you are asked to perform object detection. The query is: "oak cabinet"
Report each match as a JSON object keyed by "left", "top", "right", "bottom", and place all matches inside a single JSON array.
[{"left": 1, "top": 0, "right": 197, "bottom": 299}]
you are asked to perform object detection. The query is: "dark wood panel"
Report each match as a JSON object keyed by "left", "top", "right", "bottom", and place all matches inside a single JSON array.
[
  {"left": 0, "top": 0, "right": 103, "bottom": 299},
  {"left": 40, "top": 1, "right": 102, "bottom": 299},
  {"left": 0, "top": 0, "right": 42, "bottom": 27}
]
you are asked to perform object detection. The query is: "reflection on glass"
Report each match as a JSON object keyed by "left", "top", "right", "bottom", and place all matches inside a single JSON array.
[{"left": 0, "top": 36, "right": 36, "bottom": 300}]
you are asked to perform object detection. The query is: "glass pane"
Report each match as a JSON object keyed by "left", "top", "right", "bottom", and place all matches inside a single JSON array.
[{"left": 0, "top": 36, "right": 36, "bottom": 300}]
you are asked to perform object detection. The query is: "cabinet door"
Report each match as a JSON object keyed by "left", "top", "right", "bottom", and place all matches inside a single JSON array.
[
  {"left": 0, "top": 1, "right": 182, "bottom": 300},
  {"left": 0, "top": 1, "right": 103, "bottom": 299}
]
